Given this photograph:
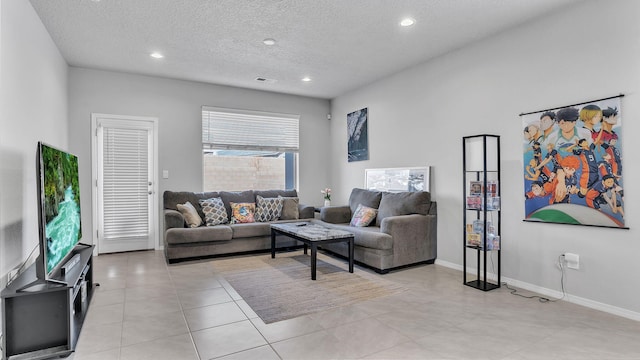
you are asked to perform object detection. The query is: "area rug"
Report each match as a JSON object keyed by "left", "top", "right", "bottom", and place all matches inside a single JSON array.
[{"left": 210, "top": 251, "right": 405, "bottom": 324}]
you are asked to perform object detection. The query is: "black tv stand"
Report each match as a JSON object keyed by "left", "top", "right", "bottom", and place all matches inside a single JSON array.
[
  {"left": 1, "top": 245, "right": 95, "bottom": 360},
  {"left": 15, "top": 280, "right": 63, "bottom": 293}
]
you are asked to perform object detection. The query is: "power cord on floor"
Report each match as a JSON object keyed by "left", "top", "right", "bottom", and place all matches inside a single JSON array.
[{"left": 503, "top": 254, "right": 567, "bottom": 303}]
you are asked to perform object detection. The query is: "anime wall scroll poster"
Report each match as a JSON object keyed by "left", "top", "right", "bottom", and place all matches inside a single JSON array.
[{"left": 521, "top": 95, "right": 626, "bottom": 228}]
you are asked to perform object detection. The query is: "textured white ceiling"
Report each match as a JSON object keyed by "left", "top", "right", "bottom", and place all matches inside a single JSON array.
[{"left": 29, "top": 0, "right": 584, "bottom": 99}]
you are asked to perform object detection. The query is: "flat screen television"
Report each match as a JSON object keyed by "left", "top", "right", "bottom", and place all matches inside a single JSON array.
[{"left": 35, "top": 141, "right": 83, "bottom": 283}]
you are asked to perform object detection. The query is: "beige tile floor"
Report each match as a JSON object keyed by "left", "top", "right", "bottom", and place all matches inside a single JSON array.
[{"left": 69, "top": 250, "right": 640, "bottom": 360}]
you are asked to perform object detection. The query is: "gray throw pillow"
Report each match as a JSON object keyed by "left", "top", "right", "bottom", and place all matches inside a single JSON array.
[
  {"left": 198, "top": 197, "right": 229, "bottom": 226},
  {"left": 278, "top": 196, "right": 299, "bottom": 220},
  {"left": 255, "top": 195, "right": 284, "bottom": 222},
  {"left": 376, "top": 191, "right": 431, "bottom": 226}
]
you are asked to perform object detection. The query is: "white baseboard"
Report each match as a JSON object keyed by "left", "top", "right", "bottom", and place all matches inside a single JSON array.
[{"left": 434, "top": 259, "right": 640, "bottom": 322}]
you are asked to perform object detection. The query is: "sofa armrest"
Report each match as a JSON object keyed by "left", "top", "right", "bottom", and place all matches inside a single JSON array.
[
  {"left": 164, "top": 209, "right": 186, "bottom": 230},
  {"left": 380, "top": 214, "right": 437, "bottom": 266},
  {"left": 320, "top": 205, "right": 351, "bottom": 224},
  {"left": 298, "top": 204, "right": 315, "bottom": 219}
]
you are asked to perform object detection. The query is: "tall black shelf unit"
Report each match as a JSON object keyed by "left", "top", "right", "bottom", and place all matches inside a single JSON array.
[{"left": 463, "top": 134, "right": 501, "bottom": 291}]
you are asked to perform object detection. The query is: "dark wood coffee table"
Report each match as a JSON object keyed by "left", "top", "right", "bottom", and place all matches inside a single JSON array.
[{"left": 270, "top": 222, "right": 354, "bottom": 280}]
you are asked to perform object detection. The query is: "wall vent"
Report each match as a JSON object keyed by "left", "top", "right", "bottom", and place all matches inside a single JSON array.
[{"left": 255, "top": 77, "right": 277, "bottom": 83}]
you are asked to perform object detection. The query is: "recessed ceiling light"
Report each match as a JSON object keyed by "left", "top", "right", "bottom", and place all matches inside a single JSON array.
[
  {"left": 301, "top": 77, "right": 312, "bottom": 82},
  {"left": 150, "top": 52, "right": 164, "bottom": 59},
  {"left": 400, "top": 18, "right": 415, "bottom": 27},
  {"left": 263, "top": 38, "right": 276, "bottom": 46}
]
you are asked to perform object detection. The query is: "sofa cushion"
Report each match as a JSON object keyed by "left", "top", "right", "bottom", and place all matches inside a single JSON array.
[
  {"left": 220, "top": 190, "right": 255, "bottom": 220},
  {"left": 376, "top": 191, "right": 431, "bottom": 226},
  {"left": 165, "top": 225, "right": 233, "bottom": 245},
  {"left": 230, "top": 202, "right": 256, "bottom": 224},
  {"left": 176, "top": 201, "right": 203, "bottom": 228},
  {"left": 349, "top": 188, "right": 382, "bottom": 214},
  {"left": 255, "top": 195, "right": 284, "bottom": 222},
  {"left": 350, "top": 204, "right": 378, "bottom": 227},
  {"left": 279, "top": 196, "right": 300, "bottom": 220},
  {"left": 315, "top": 221, "right": 392, "bottom": 250},
  {"left": 230, "top": 222, "right": 272, "bottom": 238},
  {"left": 199, "top": 197, "right": 229, "bottom": 226}
]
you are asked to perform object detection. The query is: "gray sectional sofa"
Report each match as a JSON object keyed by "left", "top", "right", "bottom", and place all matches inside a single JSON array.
[
  {"left": 163, "top": 189, "right": 314, "bottom": 263},
  {"left": 313, "top": 188, "right": 437, "bottom": 273}
]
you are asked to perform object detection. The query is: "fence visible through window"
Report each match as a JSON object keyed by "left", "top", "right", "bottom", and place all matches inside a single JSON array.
[{"left": 201, "top": 107, "right": 299, "bottom": 191}]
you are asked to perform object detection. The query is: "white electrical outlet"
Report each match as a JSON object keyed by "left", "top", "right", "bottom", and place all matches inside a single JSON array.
[{"left": 565, "top": 253, "right": 580, "bottom": 270}]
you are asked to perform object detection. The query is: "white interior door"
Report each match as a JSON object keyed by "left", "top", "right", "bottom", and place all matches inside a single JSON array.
[{"left": 92, "top": 114, "right": 158, "bottom": 254}]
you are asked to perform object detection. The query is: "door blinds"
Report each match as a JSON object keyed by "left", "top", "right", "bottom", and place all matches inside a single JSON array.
[{"left": 102, "top": 126, "right": 149, "bottom": 239}]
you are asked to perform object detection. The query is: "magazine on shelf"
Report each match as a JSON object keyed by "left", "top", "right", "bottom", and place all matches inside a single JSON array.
[
  {"left": 469, "top": 181, "right": 483, "bottom": 196},
  {"left": 489, "top": 235, "right": 501, "bottom": 250},
  {"left": 466, "top": 223, "right": 481, "bottom": 246},
  {"left": 466, "top": 233, "right": 482, "bottom": 247},
  {"left": 473, "top": 219, "right": 493, "bottom": 234},
  {"left": 486, "top": 196, "right": 501, "bottom": 211},
  {"left": 486, "top": 180, "right": 499, "bottom": 196},
  {"left": 466, "top": 196, "right": 483, "bottom": 210}
]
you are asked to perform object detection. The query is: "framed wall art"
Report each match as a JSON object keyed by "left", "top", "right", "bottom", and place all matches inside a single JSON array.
[
  {"left": 347, "top": 108, "right": 369, "bottom": 162},
  {"left": 365, "top": 166, "right": 430, "bottom": 193}
]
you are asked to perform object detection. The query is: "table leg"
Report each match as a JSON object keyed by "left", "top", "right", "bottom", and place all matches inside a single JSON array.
[
  {"left": 311, "top": 243, "right": 317, "bottom": 280},
  {"left": 304, "top": 243, "right": 308, "bottom": 255},
  {"left": 271, "top": 229, "right": 276, "bottom": 258},
  {"left": 348, "top": 237, "right": 354, "bottom": 273}
]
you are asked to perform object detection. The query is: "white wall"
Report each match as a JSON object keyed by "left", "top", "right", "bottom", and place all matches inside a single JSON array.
[
  {"left": 0, "top": 1, "right": 68, "bottom": 285},
  {"left": 331, "top": 0, "right": 640, "bottom": 318},
  {"left": 68, "top": 68, "right": 331, "bottom": 249}
]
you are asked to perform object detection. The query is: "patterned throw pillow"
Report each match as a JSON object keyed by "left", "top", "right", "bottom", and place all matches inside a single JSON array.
[
  {"left": 176, "top": 201, "right": 203, "bottom": 228},
  {"left": 198, "top": 197, "right": 228, "bottom": 226},
  {"left": 350, "top": 204, "right": 378, "bottom": 227},
  {"left": 255, "top": 195, "right": 284, "bottom": 222},
  {"left": 230, "top": 202, "right": 256, "bottom": 224}
]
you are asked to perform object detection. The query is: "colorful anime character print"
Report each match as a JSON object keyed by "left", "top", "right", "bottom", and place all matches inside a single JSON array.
[{"left": 522, "top": 97, "right": 625, "bottom": 228}]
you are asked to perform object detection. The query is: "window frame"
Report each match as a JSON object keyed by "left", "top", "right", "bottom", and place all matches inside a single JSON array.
[{"left": 201, "top": 106, "right": 300, "bottom": 191}]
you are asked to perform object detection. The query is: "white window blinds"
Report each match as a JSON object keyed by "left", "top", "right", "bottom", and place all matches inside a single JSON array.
[
  {"left": 102, "top": 126, "right": 149, "bottom": 239},
  {"left": 202, "top": 106, "right": 300, "bottom": 152}
]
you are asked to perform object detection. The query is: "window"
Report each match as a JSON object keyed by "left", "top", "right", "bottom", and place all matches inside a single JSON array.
[{"left": 202, "top": 106, "right": 299, "bottom": 191}]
